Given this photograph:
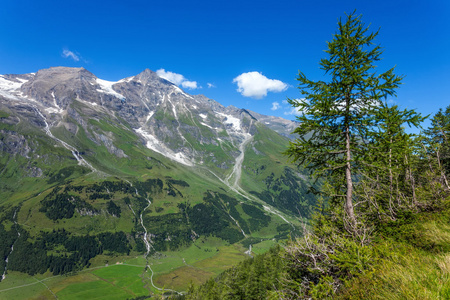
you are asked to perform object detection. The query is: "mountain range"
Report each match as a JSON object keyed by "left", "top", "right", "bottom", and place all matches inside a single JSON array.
[{"left": 0, "top": 67, "right": 314, "bottom": 295}]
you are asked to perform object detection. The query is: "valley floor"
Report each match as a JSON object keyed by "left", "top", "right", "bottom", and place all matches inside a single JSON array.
[{"left": 0, "top": 235, "right": 277, "bottom": 299}]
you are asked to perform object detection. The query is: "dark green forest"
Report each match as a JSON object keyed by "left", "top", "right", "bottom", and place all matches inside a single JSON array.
[{"left": 0, "top": 178, "right": 293, "bottom": 279}]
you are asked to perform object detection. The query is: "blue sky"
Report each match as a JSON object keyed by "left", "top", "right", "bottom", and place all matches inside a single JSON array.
[{"left": 1, "top": 0, "right": 449, "bottom": 130}]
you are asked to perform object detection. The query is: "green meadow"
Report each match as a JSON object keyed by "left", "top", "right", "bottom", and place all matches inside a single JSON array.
[{"left": 0, "top": 236, "right": 261, "bottom": 298}]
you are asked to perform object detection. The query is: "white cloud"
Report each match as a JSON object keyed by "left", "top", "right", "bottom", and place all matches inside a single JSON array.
[
  {"left": 284, "top": 107, "right": 303, "bottom": 116},
  {"left": 232, "top": 71, "right": 288, "bottom": 99},
  {"left": 62, "top": 49, "right": 80, "bottom": 61},
  {"left": 156, "top": 69, "right": 185, "bottom": 85},
  {"left": 181, "top": 80, "right": 198, "bottom": 89},
  {"left": 156, "top": 69, "right": 199, "bottom": 89},
  {"left": 207, "top": 83, "right": 215, "bottom": 88},
  {"left": 271, "top": 102, "right": 281, "bottom": 110}
]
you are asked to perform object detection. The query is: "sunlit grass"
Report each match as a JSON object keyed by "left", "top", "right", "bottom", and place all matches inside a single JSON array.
[{"left": 338, "top": 207, "right": 450, "bottom": 300}]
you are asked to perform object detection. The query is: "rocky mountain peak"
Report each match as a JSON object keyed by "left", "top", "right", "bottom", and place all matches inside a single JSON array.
[
  {"left": 31, "top": 66, "right": 95, "bottom": 82},
  {"left": 18, "top": 67, "right": 98, "bottom": 111},
  {"left": 134, "top": 68, "right": 162, "bottom": 83}
]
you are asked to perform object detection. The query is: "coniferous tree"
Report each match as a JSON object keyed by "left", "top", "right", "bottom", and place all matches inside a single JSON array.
[
  {"left": 423, "top": 105, "right": 450, "bottom": 189},
  {"left": 285, "top": 12, "right": 403, "bottom": 225},
  {"left": 361, "top": 102, "right": 424, "bottom": 220}
]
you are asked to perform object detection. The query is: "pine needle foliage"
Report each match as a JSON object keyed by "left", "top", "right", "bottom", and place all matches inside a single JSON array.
[
  {"left": 359, "top": 102, "right": 425, "bottom": 220},
  {"left": 285, "top": 11, "right": 403, "bottom": 224},
  {"left": 423, "top": 105, "right": 450, "bottom": 189}
]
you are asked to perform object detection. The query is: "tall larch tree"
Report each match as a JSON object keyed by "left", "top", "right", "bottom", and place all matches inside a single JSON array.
[{"left": 285, "top": 12, "right": 403, "bottom": 225}]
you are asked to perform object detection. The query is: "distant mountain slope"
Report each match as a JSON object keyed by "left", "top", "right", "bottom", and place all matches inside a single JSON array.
[
  {"left": 0, "top": 67, "right": 314, "bottom": 294},
  {"left": 244, "top": 109, "right": 299, "bottom": 139}
]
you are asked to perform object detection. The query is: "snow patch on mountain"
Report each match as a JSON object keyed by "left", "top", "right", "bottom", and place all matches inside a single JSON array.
[
  {"left": 50, "top": 92, "right": 63, "bottom": 114},
  {"left": 0, "top": 76, "right": 28, "bottom": 100},
  {"left": 173, "top": 86, "right": 193, "bottom": 100},
  {"left": 200, "top": 122, "right": 213, "bottom": 129},
  {"left": 118, "top": 76, "right": 135, "bottom": 83},
  {"left": 96, "top": 78, "right": 125, "bottom": 100},
  {"left": 217, "top": 112, "right": 241, "bottom": 131},
  {"left": 0, "top": 76, "right": 23, "bottom": 90},
  {"left": 76, "top": 98, "right": 99, "bottom": 108},
  {"left": 45, "top": 107, "right": 63, "bottom": 114},
  {"left": 135, "top": 127, "right": 193, "bottom": 166},
  {"left": 145, "top": 111, "right": 154, "bottom": 122}
]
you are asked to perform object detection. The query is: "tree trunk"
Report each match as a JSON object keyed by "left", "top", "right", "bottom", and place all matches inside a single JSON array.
[
  {"left": 437, "top": 149, "right": 450, "bottom": 189},
  {"left": 388, "top": 140, "right": 395, "bottom": 218},
  {"left": 405, "top": 154, "right": 417, "bottom": 207},
  {"left": 345, "top": 126, "right": 356, "bottom": 225},
  {"left": 422, "top": 144, "right": 434, "bottom": 173}
]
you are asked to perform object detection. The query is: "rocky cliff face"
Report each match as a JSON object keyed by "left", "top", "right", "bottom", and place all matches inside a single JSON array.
[{"left": 0, "top": 67, "right": 297, "bottom": 170}]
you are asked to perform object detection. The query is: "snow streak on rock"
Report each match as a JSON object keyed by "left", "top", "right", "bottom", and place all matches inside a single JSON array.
[
  {"left": 45, "top": 92, "right": 64, "bottom": 114},
  {"left": 217, "top": 112, "right": 242, "bottom": 131},
  {"left": 0, "top": 75, "right": 28, "bottom": 100},
  {"left": 96, "top": 78, "right": 126, "bottom": 100},
  {"left": 33, "top": 107, "right": 98, "bottom": 172},
  {"left": 135, "top": 127, "right": 193, "bottom": 166}
]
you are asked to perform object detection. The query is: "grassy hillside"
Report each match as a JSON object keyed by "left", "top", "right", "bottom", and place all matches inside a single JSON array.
[
  {"left": 338, "top": 205, "right": 450, "bottom": 299},
  {"left": 183, "top": 200, "right": 450, "bottom": 299}
]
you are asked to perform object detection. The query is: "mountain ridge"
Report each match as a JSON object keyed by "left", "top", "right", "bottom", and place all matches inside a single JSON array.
[{"left": 0, "top": 67, "right": 297, "bottom": 167}]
